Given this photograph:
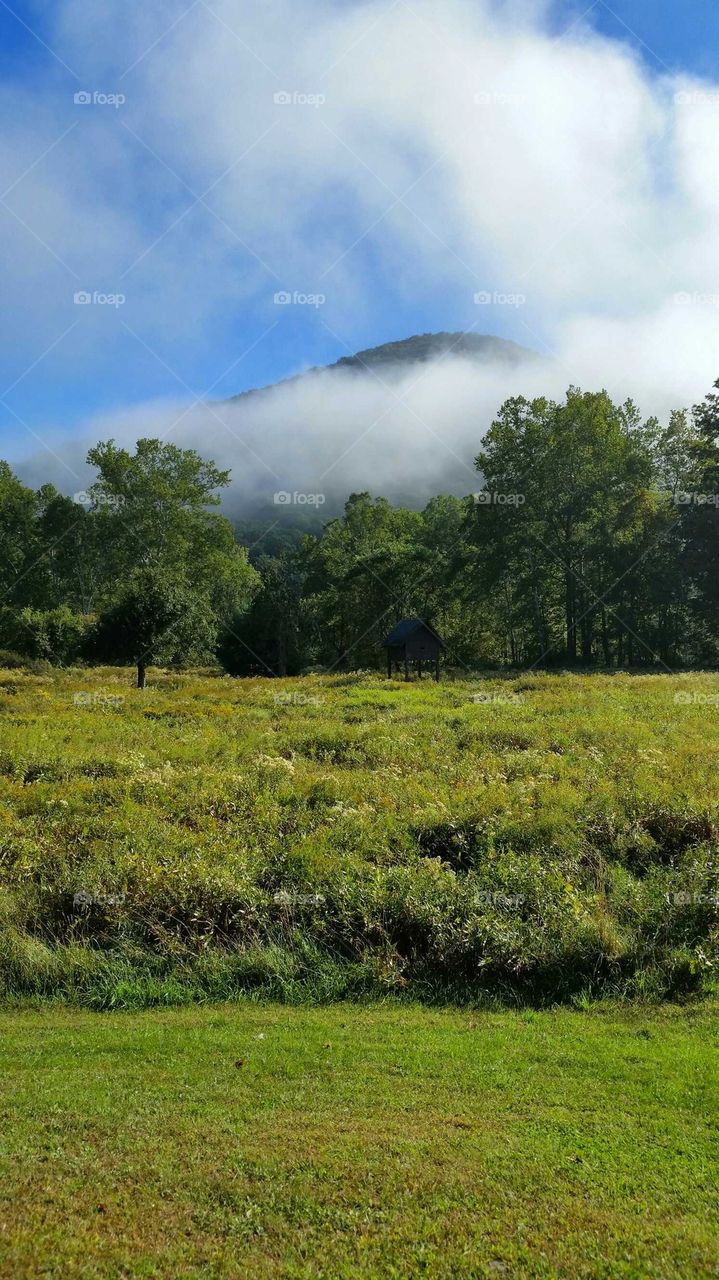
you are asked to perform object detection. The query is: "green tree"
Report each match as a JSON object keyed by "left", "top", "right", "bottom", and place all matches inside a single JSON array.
[
  {"left": 82, "top": 440, "right": 259, "bottom": 683},
  {"left": 471, "top": 389, "right": 657, "bottom": 665},
  {"left": 682, "top": 380, "right": 719, "bottom": 657},
  {"left": 88, "top": 568, "right": 219, "bottom": 688},
  {"left": 217, "top": 550, "right": 308, "bottom": 677},
  {"left": 302, "top": 494, "right": 425, "bottom": 668},
  {"left": 85, "top": 438, "right": 254, "bottom": 614},
  {"left": 0, "top": 462, "right": 41, "bottom": 608},
  {"left": 35, "top": 487, "right": 106, "bottom": 613}
]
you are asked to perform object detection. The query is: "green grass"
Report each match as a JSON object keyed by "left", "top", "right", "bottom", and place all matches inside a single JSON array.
[
  {"left": 1, "top": 666, "right": 718, "bottom": 1005},
  {"left": 3, "top": 671, "right": 718, "bottom": 1274},
  {"left": 1, "top": 999, "right": 717, "bottom": 1278}
]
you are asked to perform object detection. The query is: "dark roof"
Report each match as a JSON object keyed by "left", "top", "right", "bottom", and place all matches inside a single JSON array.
[{"left": 382, "top": 617, "right": 444, "bottom": 647}]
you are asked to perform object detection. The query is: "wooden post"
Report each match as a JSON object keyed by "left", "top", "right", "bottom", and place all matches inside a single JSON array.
[
  {"left": 404, "top": 652, "right": 409, "bottom": 682},
  {"left": 434, "top": 654, "right": 440, "bottom": 682},
  {"left": 418, "top": 658, "right": 423, "bottom": 680},
  {"left": 387, "top": 650, "right": 392, "bottom": 679}
]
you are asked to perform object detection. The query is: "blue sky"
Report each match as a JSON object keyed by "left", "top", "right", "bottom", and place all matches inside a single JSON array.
[
  {"left": 2, "top": 2, "right": 718, "bottom": 74},
  {"left": 0, "top": 0, "right": 718, "bottom": 475},
  {"left": 560, "top": 0, "right": 719, "bottom": 77}
]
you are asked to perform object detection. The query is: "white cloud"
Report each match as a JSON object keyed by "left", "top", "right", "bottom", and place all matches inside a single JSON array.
[{"left": 3, "top": 0, "right": 719, "bottom": 497}]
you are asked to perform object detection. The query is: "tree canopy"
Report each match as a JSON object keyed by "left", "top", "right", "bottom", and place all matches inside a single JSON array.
[{"left": 1, "top": 382, "right": 718, "bottom": 676}]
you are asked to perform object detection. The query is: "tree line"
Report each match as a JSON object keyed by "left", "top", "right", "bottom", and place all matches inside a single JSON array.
[{"left": 1, "top": 382, "right": 718, "bottom": 681}]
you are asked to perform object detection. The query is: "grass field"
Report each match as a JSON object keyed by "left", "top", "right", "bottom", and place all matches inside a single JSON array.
[
  {"left": 1, "top": 999, "right": 717, "bottom": 1279},
  {"left": 2, "top": 668, "right": 718, "bottom": 1277},
  {"left": 1, "top": 666, "right": 718, "bottom": 1007}
]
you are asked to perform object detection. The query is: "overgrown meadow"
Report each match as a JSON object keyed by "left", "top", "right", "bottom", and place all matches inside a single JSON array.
[{"left": 1, "top": 667, "right": 718, "bottom": 1009}]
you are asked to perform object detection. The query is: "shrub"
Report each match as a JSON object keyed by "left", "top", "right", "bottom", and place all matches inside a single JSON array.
[
  {"left": 0, "top": 649, "right": 31, "bottom": 670},
  {"left": 0, "top": 607, "right": 90, "bottom": 665}
]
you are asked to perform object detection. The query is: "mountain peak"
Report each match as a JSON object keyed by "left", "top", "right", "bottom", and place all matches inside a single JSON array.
[
  {"left": 330, "top": 331, "right": 535, "bottom": 372},
  {"left": 227, "top": 331, "right": 536, "bottom": 403}
]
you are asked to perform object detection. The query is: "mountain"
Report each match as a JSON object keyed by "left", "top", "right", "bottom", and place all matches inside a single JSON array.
[
  {"left": 226, "top": 331, "right": 537, "bottom": 403},
  {"left": 223, "top": 331, "right": 542, "bottom": 537},
  {"left": 16, "top": 332, "right": 543, "bottom": 522},
  {"left": 330, "top": 331, "right": 536, "bottom": 372}
]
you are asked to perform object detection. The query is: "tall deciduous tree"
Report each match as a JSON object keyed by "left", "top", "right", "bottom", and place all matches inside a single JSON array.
[
  {"left": 0, "top": 463, "right": 40, "bottom": 608},
  {"left": 88, "top": 568, "right": 219, "bottom": 688},
  {"left": 85, "top": 438, "right": 254, "bottom": 610},
  {"left": 472, "top": 389, "right": 657, "bottom": 665},
  {"left": 682, "top": 381, "right": 719, "bottom": 657},
  {"left": 85, "top": 439, "right": 259, "bottom": 683}
]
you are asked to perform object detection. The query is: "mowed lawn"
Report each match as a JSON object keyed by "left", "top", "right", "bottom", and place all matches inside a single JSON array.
[{"left": 1, "top": 1000, "right": 717, "bottom": 1279}]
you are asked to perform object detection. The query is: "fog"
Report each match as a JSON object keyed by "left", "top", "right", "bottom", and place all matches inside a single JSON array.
[
  {"left": 16, "top": 317, "right": 717, "bottom": 516},
  {"left": 4, "top": 0, "right": 719, "bottom": 508}
]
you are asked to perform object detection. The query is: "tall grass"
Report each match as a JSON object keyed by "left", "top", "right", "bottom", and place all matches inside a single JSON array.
[{"left": 0, "top": 666, "right": 717, "bottom": 1007}]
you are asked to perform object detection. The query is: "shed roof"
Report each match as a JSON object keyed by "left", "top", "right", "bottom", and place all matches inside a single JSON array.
[{"left": 382, "top": 617, "right": 444, "bottom": 647}]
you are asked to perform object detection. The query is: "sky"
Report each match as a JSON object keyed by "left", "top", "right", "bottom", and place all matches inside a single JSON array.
[{"left": 1, "top": 0, "right": 719, "bottom": 504}]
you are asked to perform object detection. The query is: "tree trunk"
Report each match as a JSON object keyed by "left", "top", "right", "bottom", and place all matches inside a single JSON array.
[
  {"left": 658, "top": 608, "right": 669, "bottom": 665},
  {"left": 565, "top": 568, "right": 577, "bottom": 663},
  {"left": 277, "top": 644, "right": 287, "bottom": 678},
  {"left": 137, "top": 661, "right": 146, "bottom": 689},
  {"left": 601, "top": 608, "right": 611, "bottom": 666},
  {"left": 581, "top": 613, "right": 593, "bottom": 664},
  {"left": 527, "top": 548, "right": 548, "bottom": 662}
]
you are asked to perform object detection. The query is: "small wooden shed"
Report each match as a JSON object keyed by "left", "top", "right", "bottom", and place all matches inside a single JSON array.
[{"left": 382, "top": 618, "right": 444, "bottom": 681}]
